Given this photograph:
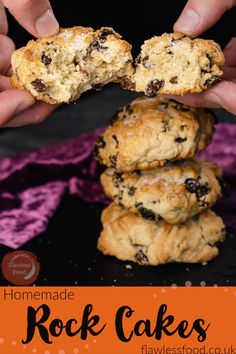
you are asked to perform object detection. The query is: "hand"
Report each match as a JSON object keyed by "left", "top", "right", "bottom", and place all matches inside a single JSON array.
[
  {"left": 171, "top": 0, "right": 236, "bottom": 115},
  {"left": 0, "top": 0, "right": 59, "bottom": 128}
]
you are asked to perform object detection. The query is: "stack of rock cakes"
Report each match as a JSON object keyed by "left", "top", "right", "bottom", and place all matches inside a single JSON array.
[{"left": 94, "top": 97, "right": 226, "bottom": 266}]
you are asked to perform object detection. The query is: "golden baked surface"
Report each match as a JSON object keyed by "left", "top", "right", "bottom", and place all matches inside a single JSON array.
[
  {"left": 94, "top": 97, "right": 215, "bottom": 172},
  {"left": 98, "top": 203, "right": 226, "bottom": 266},
  {"left": 101, "top": 157, "right": 222, "bottom": 224}
]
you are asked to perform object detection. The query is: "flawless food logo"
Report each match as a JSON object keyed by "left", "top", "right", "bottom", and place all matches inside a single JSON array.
[{"left": 1, "top": 250, "right": 40, "bottom": 285}]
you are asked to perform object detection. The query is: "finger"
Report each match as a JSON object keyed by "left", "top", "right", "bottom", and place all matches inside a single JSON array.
[
  {"left": 0, "top": 0, "right": 8, "bottom": 34},
  {"left": 2, "top": 0, "right": 59, "bottom": 38},
  {"left": 0, "top": 88, "right": 35, "bottom": 127},
  {"left": 223, "top": 37, "right": 236, "bottom": 67},
  {"left": 222, "top": 66, "right": 236, "bottom": 80},
  {"left": 0, "top": 34, "right": 15, "bottom": 74},
  {"left": 4, "top": 101, "right": 58, "bottom": 127},
  {"left": 163, "top": 80, "right": 236, "bottom": 115},
  {"left": 174, "top": 0, "right": 236, "bottom": 36},
  {"left": 0, "top": 75, "right": 10, "bottom": 91}
]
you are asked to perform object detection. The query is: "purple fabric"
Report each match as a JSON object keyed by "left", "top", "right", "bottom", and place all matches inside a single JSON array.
[{"left": 0, "top": 123, "right": 235, "bottom": 249}]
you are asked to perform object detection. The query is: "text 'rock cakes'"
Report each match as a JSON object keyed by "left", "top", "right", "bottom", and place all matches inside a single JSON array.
[{"left": 94, "top": 97, "right": 215, "bottom": 172}]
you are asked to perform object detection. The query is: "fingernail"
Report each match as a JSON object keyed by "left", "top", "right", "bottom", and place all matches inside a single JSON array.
[
  {"left": 175, "top": 9, "right": 200, "bottom": 35},
  {"left": 225, "top": 37, "right": 236, "bottom": 49},
  {"left": 204, "top": 93, "right": 222, "bottom": 107},
  {"left": 36, "top": 9, "right": 59, "bottom": 37}
]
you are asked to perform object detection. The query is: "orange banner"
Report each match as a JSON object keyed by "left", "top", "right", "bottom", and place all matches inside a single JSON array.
[{"left": 0, "top": 287, "right": 235, "bottom": 354}]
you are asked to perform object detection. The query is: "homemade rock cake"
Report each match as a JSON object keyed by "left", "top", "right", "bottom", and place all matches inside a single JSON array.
[
  {"left": 94, "top": 97, "right": 215, "bottom": 172},
  {"left": 11, "top": 26, "right": 133, "bottom": 103},
  {"left": 101, "top": 158, "right": 222, "bottom": 224},
  {"left": 130, "top": 32, "right": 224, "bottom": 95},
  {"left": 98, "top": 203, "right": 226, "bottom": 265}
]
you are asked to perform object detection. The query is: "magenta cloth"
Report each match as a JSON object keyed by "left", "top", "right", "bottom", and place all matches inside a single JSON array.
[{"left": 0, "top": 123, "right": 235, "bottom": 249}]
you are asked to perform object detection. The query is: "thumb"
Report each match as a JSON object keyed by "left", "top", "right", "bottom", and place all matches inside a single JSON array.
[
  {"left": 3, "top": 0, "right": 59, "bottom": 38},
  {"left": 174, "top": 0, "right": 236, "bottom": 36},
  {"left": 203, "top": 81, "right": 236, "bottom": 115}
]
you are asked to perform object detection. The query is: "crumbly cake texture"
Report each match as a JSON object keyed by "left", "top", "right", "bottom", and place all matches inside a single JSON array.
[
  {"left": 11, "top": 30, "right": 224, "bottom": 103},
  {"left": 94, "top": 97, "right": 215, "bottom": 172},
  {"left": 127, "top": 32, "right": 224, "bottom": 95},
  {"left": 97, "top": 203, "right": 226, "bottom": 266},
  {"left": 101, "top": 157, "right": 222, "bottom": 224},
  {"left": 11, "top": 26, "right": 133, "bottom": 104}
]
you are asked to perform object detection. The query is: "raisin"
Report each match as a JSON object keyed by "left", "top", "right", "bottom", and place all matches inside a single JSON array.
[
  {"left": 167, "top": 50, "right": 173, "bottom": 55},
  {"left": 134, "top": 170, "right": 142, "bottom": 176},
  {"left": 137, "top": 207, "right": 156, "bottom": 221},
  {"left": 146, "top": 79, "right": 165, "bottom": 96},
  {"left": 31, "top": 79, "right": 48, "bottom": 92},
  {"left": 185, "top": 178, "right": 200, "bottom": 193},
  {"left": 88, "top": 40, "right": 107, "bottom": 52},
  {"left": 185, "top": 178, "right": 210, "bottom": 199},
  {"left": 99, "top": 28, "right": 115, "bottom": 43},
  {"left": 93, "top": 136, "right": 106, "bottom": 157},
  {"left": 112, "top": 135, "right": 119, "bottom": 148},
  {"left": 109, "top": 155, "right": 117, "bottom": 168},
  {"left": 170, "top": 76, "right": 178, "bottom": 84},
  {"left": 204, "top": 76, "right": 221, "bottom": 87},
  {"left": 135, "top": 250, "right": 149, "bottom": 265},
  {"left": 41, "top": 53, "right": 52, "bottom": 65},
  {"left": 128, "top": 186, "right": 137, "bottom": 196},
  {"left": 120, "top": 76, "right": 135, "bottom": 90},
  {"left": 175, "top": 137, "right": 187, "bottom": 143}
]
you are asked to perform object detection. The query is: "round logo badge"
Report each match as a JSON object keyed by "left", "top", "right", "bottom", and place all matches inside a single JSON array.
[{"left": 1, "top": 250, "right": 40, "bottom": 285}]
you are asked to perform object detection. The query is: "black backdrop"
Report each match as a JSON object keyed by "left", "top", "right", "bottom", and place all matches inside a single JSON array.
[{"left": 7, "top": 0, "right": 236, "bottom": 54}]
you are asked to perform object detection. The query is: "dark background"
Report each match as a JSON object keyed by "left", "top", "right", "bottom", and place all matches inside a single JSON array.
[{"left": 7, "top": 0, "right": 236, "bottom": 52}]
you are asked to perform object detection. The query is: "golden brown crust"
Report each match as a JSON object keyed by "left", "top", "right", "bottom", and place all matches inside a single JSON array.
[
  {"left": 101, "top": 157, "right": 222, "bottom": 224},
  {"left": 94, "top": 97, "right": 215, "bottom": 171}
]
